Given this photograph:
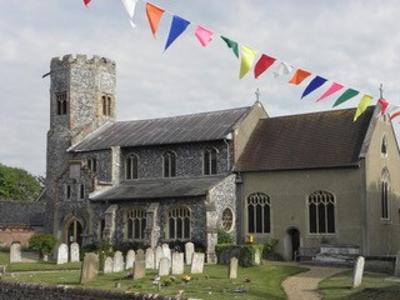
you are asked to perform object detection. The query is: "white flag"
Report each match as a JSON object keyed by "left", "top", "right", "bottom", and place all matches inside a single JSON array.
[
  {"left": 273, "top": 62, "right": 294, "bottom": 78},
  {"left": 121, "top": 0, "right": 138, "bottom": 27}
]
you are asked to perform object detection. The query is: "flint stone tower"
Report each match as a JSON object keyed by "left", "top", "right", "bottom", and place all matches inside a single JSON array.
[{"left": 45, "top": 54, "right": 116, "bottom": 238}]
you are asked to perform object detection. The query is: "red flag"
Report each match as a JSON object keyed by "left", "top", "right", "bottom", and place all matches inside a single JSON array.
[
  {"left": 254, "top": 54, "right": 276, "bottom": 79},
  {"left": 390, "top": 111, "right": 400, "bottom": 121},
  {"left": 378, "top": 98, "right": 389, "bottom": 115},
  {"left": 83, "top": 0, "right": 91, "bottom": 6}
]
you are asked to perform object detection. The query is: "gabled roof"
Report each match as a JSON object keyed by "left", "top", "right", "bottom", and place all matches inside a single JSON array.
[
  {"left": 236, "top": 106, "right": 375, "bottom": 172},
  {"left": 90, "top": 175, "right": 226, "bottom": 201},
  {"left": 70, "top": 106, "right": 251, "bottom": 152}
]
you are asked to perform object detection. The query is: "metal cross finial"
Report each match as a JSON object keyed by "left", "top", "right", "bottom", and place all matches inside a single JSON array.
[
  {"left": 379, "top": 83, "right": 384, "bottom": 99},
  {"left": 255, "top": 88, "right": 261, "bottom": 102}
]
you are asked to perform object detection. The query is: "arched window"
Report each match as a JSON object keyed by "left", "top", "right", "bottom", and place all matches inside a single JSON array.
[
  {"left": 222, "top": 208, "right": 234, "bottom": 231},
  {"left": 102, "top": 95, "right": 112, "bottom": 116},
  {"left": 381, "top": 136, "right": 388, "bottom": 157},
  {"left": 204, "top": 148, "right": 218, "bottom": 175},
  {"left": 381, "top": 170, "right": 390, "bottom": 220},
  {"left": 126, "top": 154, "right": 139, "bottom": 180},
  {"left": 308, "top": 191, "right": 335, "bottom": 234},
  {"left": 168, "top": 207, "right": 190, "bottom": 240},
  {"left": 163, "top": 151, "right": 176, "bottom": 177},
  {"left": 247, "top": 193, "right": 271, "bottom": 234},
  {"left": 56, "top": 92, "right": 67, "bottom": 115},
  {"left": 126, "top": 208, "right": 146, "bottom": 240}
]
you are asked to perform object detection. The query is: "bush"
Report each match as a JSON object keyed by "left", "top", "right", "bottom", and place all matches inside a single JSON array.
[
  {"left": 114, "top": 241, "right": 148, "bottom": 254},
  {"left": 217, "top": 229, "right": 233, "bottom": 244},
  {"left": 28, "top": 233, "right": 57, "bottom": 258},
  {"left": 262, "top": 238, "right": 279, "bottom": 259},
  {"left": 215, "top": 244, "right": 261, "bottom": 267}
]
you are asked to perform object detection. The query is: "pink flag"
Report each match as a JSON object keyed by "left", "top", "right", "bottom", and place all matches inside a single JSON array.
[
  {"left": 378, "top": 98, "right": 389, "bottom": 115},
  {"left": 195, "top": 26, "right": 214, "bottom": 47},
  {"left": 83, "top": 0, "right": 91, "bottom": 6},
  {"left": 316, "top": 82, "right": 344, "bottom": 102}
]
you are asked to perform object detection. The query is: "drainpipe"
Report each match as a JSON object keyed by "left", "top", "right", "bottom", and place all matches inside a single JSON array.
[{"left": 224, "top": 133, "right": 233, "bottom": 172}]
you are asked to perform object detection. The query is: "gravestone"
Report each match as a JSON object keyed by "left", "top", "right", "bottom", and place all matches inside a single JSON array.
[
  {"left": 70, "top": 242, "right": 80, "bottom": 263},
  {"left": 57, "top": 243, "right": 69, "bottom": 265},
  {"left": 254, "top": 248, "right": 261, "bottom": 265},
  {"left": 133, "top": 249, "right": 145, "bottom": 280},
  {"left": 159, "top": 257, "right": 171, "bottom": 276},
  {"left": 9, "top": 242, "right": 22, "bottom": 263},
  {"left": 80, "top": 253, "right": 99, "bottom": 284},
  {"left": 191, "top": 252, "right": 205, "bottom": 274},
  {"left": 172, "top": 252, "right": 184, "bottom": 275},
  {"left": 126, "top": 250, "right": 135, "bottom": 270},
  {"left": 155, "top": 246, "right": 163, "bottom": 269},
  {"left": 113, "top": 251, "right": 124, "bottom": 272},
  {"left": 229, "top": 257, "right": 238, "bottom": 279},
  {"left": 145, "top": 248, "right": 155, "bottom": 269},
  {"left": 352, "top": 256, "right": 365, "bottom": 288},
  {"left": 185, "top": 242, "right": 194, "bottom": 265},
  {"left": 394, "top": 251, "right": 400, "bottom": 277},
  {"left": 162, "top": 243, "right": 171, "bottom": 260},
  {"left": 103, "top": 256, "right": 113, "bottom": 274}
]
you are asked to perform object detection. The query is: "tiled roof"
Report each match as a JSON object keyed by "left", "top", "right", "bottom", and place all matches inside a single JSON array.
[
  {"left": 236, "top": 106, "right": 375, "bottom": 171},
  {"left": 90, "top": 175, "right": 226, "bottom": 201},
  {"left": 70, "top": 106, "right": 251, "bottom": 152}
]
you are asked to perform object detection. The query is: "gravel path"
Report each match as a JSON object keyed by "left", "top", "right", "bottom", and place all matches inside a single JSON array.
[{"left": 282, "top": 264, "right": 345, "bottom": 300}]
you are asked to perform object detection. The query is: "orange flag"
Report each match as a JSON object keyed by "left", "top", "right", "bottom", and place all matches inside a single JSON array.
[
  {"left": 146, "top": 2, "right": 165, "bottom": 38},
  {"left": 288, "top": 68, "right": 312, "bottom": 85}
]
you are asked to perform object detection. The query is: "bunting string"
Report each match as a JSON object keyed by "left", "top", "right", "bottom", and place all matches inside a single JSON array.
[{"left": 83, "top": 0, "right": 399, "bottom": 122}]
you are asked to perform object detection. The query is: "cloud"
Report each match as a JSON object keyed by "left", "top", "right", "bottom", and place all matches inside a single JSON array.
[{"left": 1, "top": 0, "right": 400, "bottom": 175}]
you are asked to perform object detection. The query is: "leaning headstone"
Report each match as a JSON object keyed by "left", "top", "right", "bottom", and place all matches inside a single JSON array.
[
  {"left": 254, "top": 248, "right": 261, "bottom": 265},
  {"left": 352, "top": 256, "right": 365, "bottom": 288},
  {"left": 9, "top": 242, "right": 22, "bottom": 263},
  {"left": 126, "top": 250, "right": 135, "bottom": 270},
  {"left": 172, "top": 252, "right": 184, "bottom": 275},
  {"left": 70, "top": 242, "right": 80, "bottom": 263},
  {"left": 229, "top": 257, "right": 238, "bottom": 279},
  {"left": 155, "top": 246, "right": 163, "bottom": 269},
  {"left": 191, "top": 252, "right": 205, "bottom": 274},
  {"left": 80, "top": 252, "right": 99, "bottom": 284},
  {"left": 162, "top": 243, "right": 171, "bottom": 260},
  {"left": 394, "top": 251, "right": 400, "bottom": 277},
  {"left": 113, "top": 251, "right": 124, "bottom": 272},
  {"left": 103, "top": 256, "right": 113, "bottom": 274},
  {"left": 57, "top": 243, "right": 69, "bottom": 265},
  {"left": 185, "top": 242, "right": 194, "bottom": 265},
  {"left": 133, "top": 249, "right": 145, "bottom": 280},
  {"left": 159, "top": 257, "right": 171, "bottom": 276},
  {"left": 145, "top": 248, "right": 155, "bottom": 269}
]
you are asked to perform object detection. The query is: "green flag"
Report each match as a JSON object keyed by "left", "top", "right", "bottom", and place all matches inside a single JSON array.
[
  {"left": 333, "top": 88, "right": 359, "bottom": 107},
  {"left": 221, "top": 36, "right": 239, "bottom": 58}
]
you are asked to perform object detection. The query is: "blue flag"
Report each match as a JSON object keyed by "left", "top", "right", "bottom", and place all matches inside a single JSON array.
[
  {"left": 165, "top": 15, "right": 190, "bottom": 51},
  {"left": 301, "top": 75, "right": 327, "bottom": 99}
]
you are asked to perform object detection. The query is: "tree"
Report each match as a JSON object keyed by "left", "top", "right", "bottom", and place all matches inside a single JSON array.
[
  {"left": 29, "top": 233, "right": 57, "bottom": 259},
  {"left": 0, "top": 163, "right": 43, "bottom": 201}
]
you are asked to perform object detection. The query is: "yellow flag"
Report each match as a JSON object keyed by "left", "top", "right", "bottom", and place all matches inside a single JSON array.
[
  {"left": 239, "top": 46, "right": 257, "bottom": 79},
  {"left": 354, "top": 95, "right": 373, "bottom": 121}
]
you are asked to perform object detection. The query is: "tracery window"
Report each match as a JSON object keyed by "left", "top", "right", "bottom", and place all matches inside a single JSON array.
[
  {"left": 168, "top": 207, "right": 190, "bottom": 240},
  {"left": 163, "top": 151, "right": 176, "bottom": 178},
  {"left": 247, "top": 193, "right": 271, "bottom": 234},
  {"left": 126, "top": 154, "right": 138, "bottom": 180},
  {"left": 222, "top": 208, "right": 234, "bottom": 231},
  {"left": 102, "top": 95, "right": 112, "bottom": 116},
  {"left": 126, "top": 208, "right": 146, "bottom": 240},
  {"left": 56, "top": 92, "right": 68, "bottom": 115},
  {"left": 308, "top": 191, "right": 335, "bottom": 234},
  {"left": 204, "top": 148, "right": 218, "bottom": 175},
  {"left": 381, "top": 170, "right": 390, "bottom": 220}
]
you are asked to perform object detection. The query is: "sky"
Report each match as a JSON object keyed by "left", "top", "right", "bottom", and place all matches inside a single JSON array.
[{"left": 1, "top": 0, "right": 400, "bottom": 176}]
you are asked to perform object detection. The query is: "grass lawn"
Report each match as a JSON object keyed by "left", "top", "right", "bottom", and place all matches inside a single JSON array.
[
  {"left": 3, "top": 264, "right": 307, "bottom": 300},
  {"left": 0, "top": 251, "right": 80, "bottom": 272},
  {"left": 319, "top": 270, "right": 400, "bottom": 300}
]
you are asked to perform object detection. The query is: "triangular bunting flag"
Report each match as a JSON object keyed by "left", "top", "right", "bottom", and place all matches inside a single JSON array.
[
  {"left": 221, "top": 36, "right": 239, "bottom": 58},
  {"left": 316, "top": 82, "right": 344, "bottom": 102},
  {"left": 146, "top": 2, "right": 165, "bottom": 38},
  {"left": 354, "top": 95, "right": 373, "bottom": 121},
  {"left": 165, "top": 16, "right": 191, "bottom": 51},
  {"left": 195, "top": 26, "right": 214, "bottom": 47},
  {"left": 390, "top": 111, "right": 400, "bottom": 121},
  {"left": 254, "top": 54, "right": 276, "bottom": 79},
  {"left": 288, "top": 68, "right": 312, "bottom": 85},
  {"left": 377, "top": 98, "right": 389, "bottom": 116},
  {"left": 333, "top": 88, "right": 359, "bottom": 107},
  {"left": 239, "top": 46, "right": 257, "bottom": 79},
  {"left": 83, "top": 0, "right": 91, "bottom": 6},
  {"left": 274, "top": 62, "right": 293, "bottom": 78},
  {"left": 121, "top": 0, "right": 138, "bottom": 27},
  {"left": 301, "top": 75, "right": 327, "bottom": 99}
]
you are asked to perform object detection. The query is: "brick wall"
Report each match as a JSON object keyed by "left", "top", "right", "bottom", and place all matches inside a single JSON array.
[{"left": 0, "top": 227, "right": 37, "bottom": 247}]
